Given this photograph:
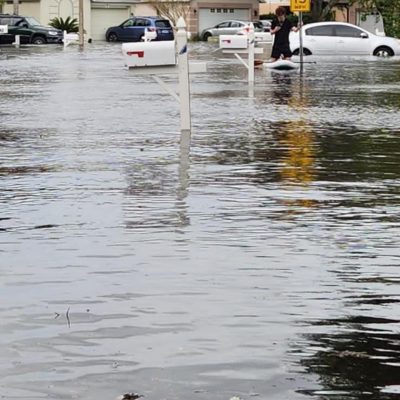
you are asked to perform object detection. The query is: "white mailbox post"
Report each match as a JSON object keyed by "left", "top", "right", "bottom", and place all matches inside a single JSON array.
[
  {"left": 63, "top": 31, "right": 79, "bottom": 47},
  {"left": 123, "top": 17, "right": 206, "bottom": 133},
  {"left": 218, "top": 24, "right": 263, "bottom": 85}
]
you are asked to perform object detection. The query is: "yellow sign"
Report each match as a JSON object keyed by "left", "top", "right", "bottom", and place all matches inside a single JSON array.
[{"left": 290, "top": 0, "right": 311, "bottom": 12}]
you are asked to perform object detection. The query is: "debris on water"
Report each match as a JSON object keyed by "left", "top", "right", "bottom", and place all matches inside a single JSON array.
[
  {"left": 230, "top": 396, "right": 242, "bottom": 400},
  {"left": 117, "top": 393, "right": 143, "bottom": 400},
  {"left": 66, "top": 307, "right": 71, "bottom": 328},
  {"left": 336, "top": 350, "right": 369, "bottom": 358}
]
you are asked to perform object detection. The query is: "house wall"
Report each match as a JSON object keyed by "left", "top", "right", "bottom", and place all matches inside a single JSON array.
[
  {"left": 189, "top": 0, "right": 259, "bottom": 35},
  {"left": 259, "top": 0, "right": 289, "bottom": 16},
  {"left": 3, "top": 2, "right": 41, "bottom": 20},
  {"left": 131, "top": 3, "right": 155, "bottom": 16},
  {"left": 3, "top": 0, "right": 270, "bottom": 40}
]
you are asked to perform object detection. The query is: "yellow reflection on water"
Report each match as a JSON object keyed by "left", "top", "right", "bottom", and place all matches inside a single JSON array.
[
  {"left": 277, "top": 77, "right": 317, "bottom": 209},
  {"left": 279, "top": 119, "right": 316, "bottom": 185}
]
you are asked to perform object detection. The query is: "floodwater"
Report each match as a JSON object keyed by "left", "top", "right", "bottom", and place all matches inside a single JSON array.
[{"left": 1, "top": 42, "right": 400, "bottom": 400}]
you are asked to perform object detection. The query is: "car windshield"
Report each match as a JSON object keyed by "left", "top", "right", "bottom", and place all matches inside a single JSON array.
[{"left": 25, "top": 17, "right": 41, "bottom": 26}]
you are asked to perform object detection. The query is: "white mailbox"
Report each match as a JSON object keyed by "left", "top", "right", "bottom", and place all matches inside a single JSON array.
[
  {"left": 0, "top": 25, "right": 8, "bottom": 34},
  {"left": 219, "top": 35, "right": 248, "bottom": 50},
  {"left": 122, "top": 41, "right": 176, "bottom": 68}
]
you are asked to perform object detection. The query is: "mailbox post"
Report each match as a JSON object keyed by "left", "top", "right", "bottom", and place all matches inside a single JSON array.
[
  {"left": 122, "top": 17, "right": 206, "bottom": 134},
  {"left": 218, "top": 23, "right": 264, "bottom": 86},
  {"left": 176, "top": 18, "right": 190, "bottom": 132}
]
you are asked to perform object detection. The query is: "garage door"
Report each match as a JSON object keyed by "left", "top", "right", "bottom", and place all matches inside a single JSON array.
[
  {"left": 199, "top": 8, "right": 250, "bottom": 32},
  {"left": 91, "top": 8, "right": 129, "bottom": 41}
]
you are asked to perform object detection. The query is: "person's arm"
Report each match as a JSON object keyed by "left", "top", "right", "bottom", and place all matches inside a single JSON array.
[
  {"left": 270, "top": 20, "right": 280, "bottom": 35},
  {"left": 291, "top": 21, "right": 303, "bottom": 32}
]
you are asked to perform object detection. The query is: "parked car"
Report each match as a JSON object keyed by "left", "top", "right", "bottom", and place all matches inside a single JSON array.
[
  {"left": 0, "top": 14, "right": 63, "bottom": 44},
  {"left": 290, "top": 21, "right": 400, "bottom": 57},
  {"left": 258, "top": 19, "right": 272, "bottom": 32},
  {"left": 200, "top": 20, "right": 264, "bottom": 41},
  {"left": 105, "top": 16, "right": 174, "bottom": 42}
]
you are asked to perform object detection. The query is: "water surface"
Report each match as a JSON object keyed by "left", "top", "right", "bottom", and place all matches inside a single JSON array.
[{"left": 1, "top": 43, "right": 400, "bottom": 400}]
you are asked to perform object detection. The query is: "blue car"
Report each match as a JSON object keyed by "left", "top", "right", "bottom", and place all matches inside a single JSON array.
[{"left": 106, "top": 16, "right": 174, "bottom": 42}]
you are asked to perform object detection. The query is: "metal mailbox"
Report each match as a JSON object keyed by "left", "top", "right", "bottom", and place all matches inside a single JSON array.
[
  {"left": 219, "top": 35, "right": 248, "bottom": 50},
  {"left": 0, "top": 25, "right": 8, "bottom": 34},
  {"left": 122, "top": 41, "right": 176, "bottom": 68}
]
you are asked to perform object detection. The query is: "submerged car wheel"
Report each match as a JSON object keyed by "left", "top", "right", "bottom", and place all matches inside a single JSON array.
[
  {"left": 202, "top": 32, "right": 212, "bottom": 41},
  {"left": 373, "top": 46, "right": 394, "bottom": 57},
  {"left": 32, "top": 36, "right": 46, "bottom": 45},
  {"left": 292, "top": 48, "right": 312, "bottom": 56},
  {"left": 107, "top": 32, "right": 118, "bottom": 42}
]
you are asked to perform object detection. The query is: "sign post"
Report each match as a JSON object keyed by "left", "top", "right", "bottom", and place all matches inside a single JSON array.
[
  {"left": 78, "top": 0, "right": 84, "bottom": 47},
  {"left": 290, "top": 0, "right": 310, "bottom": 73},
  {"left": 299, "top": 11, "right": 304, "bottom": 72}
]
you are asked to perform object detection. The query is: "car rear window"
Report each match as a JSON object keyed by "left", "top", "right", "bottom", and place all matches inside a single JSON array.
[{"left": 155, "top": 20, "right": 171, "bottom": 28}]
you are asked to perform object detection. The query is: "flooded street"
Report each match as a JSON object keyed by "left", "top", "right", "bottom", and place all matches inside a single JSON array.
[{"left": 1, "top": 42, "right": 400, "bottom": 400}]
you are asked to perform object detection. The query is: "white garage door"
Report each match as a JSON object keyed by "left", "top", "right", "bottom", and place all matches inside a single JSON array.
[
  {"left": 199, "top": 8, "right": 250, "bottom": 32},
  {"left": 91, "top": 8, "right": 129, "bottom": 41}
]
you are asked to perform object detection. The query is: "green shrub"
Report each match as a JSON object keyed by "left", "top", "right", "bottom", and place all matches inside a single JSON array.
[{"left": 49, "top": 16, "right": 79, "bottom": 33}]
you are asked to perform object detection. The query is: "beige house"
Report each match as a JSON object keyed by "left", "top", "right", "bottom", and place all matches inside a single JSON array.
[
  {"left": 259, "top": 0, "right": 289, "bottom": 16},
  {"left": 1, "top": 0, "right": 383, "bottom": 41},
  {"left": 188, "top": 0, "right": 259, "bottom": 33},
  {"left": 2, "top": 0, "right": 155, "bottom": 41},
  {"left": 2, "top": 0, "right": 258, "bottom": 40}
]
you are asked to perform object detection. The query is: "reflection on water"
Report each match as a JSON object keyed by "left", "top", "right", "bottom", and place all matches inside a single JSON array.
[
  {"left": 1, "top": 43, "right": 400, "bottom": 399},
  {"left": 298, "top": 315, "right": 400, "bottom": 399}
]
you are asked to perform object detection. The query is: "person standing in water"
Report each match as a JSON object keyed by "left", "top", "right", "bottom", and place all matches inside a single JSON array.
[{"left": 270, "top": 7, "right": 300, "bottom": 62}]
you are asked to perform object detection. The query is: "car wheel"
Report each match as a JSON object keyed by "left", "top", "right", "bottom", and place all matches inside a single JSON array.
[
  {"left": 202, "top": 32, "right": 212, "bottom": 41},
  {"left": 32, "top": 36, "right": 46, "bottom": 45},
  {"left": 292, "top": 48, "right": 312, "bottom": 56},
  {"left": 107, "top": 32, "right": 118, "bottom": 42},
  {"left": 373, "top": 46, "right": 394, "bottom": 57}
]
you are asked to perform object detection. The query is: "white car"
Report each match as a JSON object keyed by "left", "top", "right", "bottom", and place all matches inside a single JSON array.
[
  {"left": 290, "top": 22, "right": 400, "bottom": 57},
  {"left": 200, "top": 20, "right": 264, "bottom": 41}
]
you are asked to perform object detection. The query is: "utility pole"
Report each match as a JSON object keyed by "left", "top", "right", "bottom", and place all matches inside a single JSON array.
[
  {"left": 78, "top": 0, "right": 84, "bottom": 47},
  {"left": 13, "top": 0, "right": 19, "bottom": 15}
]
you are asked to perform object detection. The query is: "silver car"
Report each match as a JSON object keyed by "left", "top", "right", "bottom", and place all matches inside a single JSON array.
[{"left": 200, "top": 20, "right": 263, "bottom": 41}]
